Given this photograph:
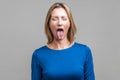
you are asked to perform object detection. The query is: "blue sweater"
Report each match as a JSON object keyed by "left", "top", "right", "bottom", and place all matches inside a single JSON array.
[{"left": 31, "top": 42, "right": 95, "bottom": 80}]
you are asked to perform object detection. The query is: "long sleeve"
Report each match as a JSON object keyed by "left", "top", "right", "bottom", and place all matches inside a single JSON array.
[
  {"left": 31, "top": 51, "right": 42, "bottom": 80},
  {"left": 31, "top": 43, "right": 95, "bottom": 80},
  {"left": 84, "top": 46, "right": 95, "bottom": 80}
]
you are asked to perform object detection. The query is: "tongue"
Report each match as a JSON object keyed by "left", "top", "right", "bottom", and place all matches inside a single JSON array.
[{"left": 57, "top": 30, "right": 64, "bottom": 40}]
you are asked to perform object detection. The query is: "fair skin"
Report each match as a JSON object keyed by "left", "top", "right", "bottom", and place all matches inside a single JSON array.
[{"left": 48, "top": 7, "right": 72, "bottom": 50}]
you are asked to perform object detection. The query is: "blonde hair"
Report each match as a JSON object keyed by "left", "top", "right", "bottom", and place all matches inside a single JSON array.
[{"left": 45, "top": 2, "right": 77, "bottom": 44}]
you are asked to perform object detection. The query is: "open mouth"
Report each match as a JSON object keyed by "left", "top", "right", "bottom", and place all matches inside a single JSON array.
[
  {"left": 57, "top": 28, "right": 64, "bottom": 40},
  {"left": 57, "top": 28, "right": 64, "bottom": 32}
]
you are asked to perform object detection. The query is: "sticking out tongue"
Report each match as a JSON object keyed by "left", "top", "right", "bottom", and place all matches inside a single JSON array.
[{"left": 57, "top": 29, "right": 64, "bottom": 40}]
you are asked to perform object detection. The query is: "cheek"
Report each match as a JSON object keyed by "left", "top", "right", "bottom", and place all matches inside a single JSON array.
[
  {"left": 49, "top": 20, "right": 54, "bottom": 28},
  {"left": 49, "top": 26, "right": 56, "bottom": 33},
  {"left": 65, "top": 21, "right": 70, "bottom": 30},
  {"left": 49, "top": 21, "right": 54, "bottom": 27},
  {"left": 49, "top": 22, "right": 56, "bottom": 34},
  {"left": 49, "top": 20, "right": 57, "bottom": 29}
]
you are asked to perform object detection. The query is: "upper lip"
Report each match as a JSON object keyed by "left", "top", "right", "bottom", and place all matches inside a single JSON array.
[{"left": 57, "top": 28, "right": 64, "bottom": 31}]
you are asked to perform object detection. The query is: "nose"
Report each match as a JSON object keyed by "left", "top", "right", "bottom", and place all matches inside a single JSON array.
[{"left": 58, "top": 19, "right": 62, "bottom": 26}]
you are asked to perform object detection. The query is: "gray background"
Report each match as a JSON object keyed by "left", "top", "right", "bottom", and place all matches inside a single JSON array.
[{"left": 0, "top": 0, "right": 120, "bottom": 80}]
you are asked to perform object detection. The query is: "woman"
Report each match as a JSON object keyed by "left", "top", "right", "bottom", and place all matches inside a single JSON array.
[{"left": 31, "top": 2, "right": 95, "bottom": 80}]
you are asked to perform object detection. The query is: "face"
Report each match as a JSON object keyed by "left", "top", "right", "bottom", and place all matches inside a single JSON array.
[{"left": 49, "top": 8, "right": 70, "bottom": 41}]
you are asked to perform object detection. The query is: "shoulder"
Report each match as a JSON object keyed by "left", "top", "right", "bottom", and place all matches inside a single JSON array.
[
  {"left": 74, "top": 42, "right": 91, "bottom": 50},
  {"left": 32, "top": 45, "right": 47, "bottom": 56},
  {"left": 74, "top": 42, "right": 92, "bottom": 55},
  {"left": 74, "top": 42, "right": 93, "bottom": 58}
]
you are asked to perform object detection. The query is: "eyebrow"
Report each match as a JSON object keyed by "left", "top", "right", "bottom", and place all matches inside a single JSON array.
[{"left": 51, "top": 16, "right": 68, "bottom": 18}]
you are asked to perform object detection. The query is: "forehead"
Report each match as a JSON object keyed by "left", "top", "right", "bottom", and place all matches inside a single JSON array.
[{"left": 51, "top": 8, "right": 68, "bottom": 16}]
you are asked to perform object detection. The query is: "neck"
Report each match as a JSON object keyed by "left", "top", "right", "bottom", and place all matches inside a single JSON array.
[{"left": 47, "top": 38, "right": 73, "bottom": 50}]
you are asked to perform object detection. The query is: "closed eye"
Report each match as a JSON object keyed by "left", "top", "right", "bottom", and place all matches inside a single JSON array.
[
  {"left": 62, "top": 16, "right": 68, "bottom": 21},
  {"left": 51, "top": 17, "right": 58, "bottom": 21},
  {"left": 51, "top": 16, "right": 68, "bottom": 21}
]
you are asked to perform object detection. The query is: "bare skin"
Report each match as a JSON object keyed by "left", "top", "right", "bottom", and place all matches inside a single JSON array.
[{"left": 47, "top": 8, "right": 73, "bottom": 50}]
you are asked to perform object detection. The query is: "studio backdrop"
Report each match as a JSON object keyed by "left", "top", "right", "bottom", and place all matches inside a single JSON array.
[{"left": 0, "top": 0, "right": 120, "bottom": 80}]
